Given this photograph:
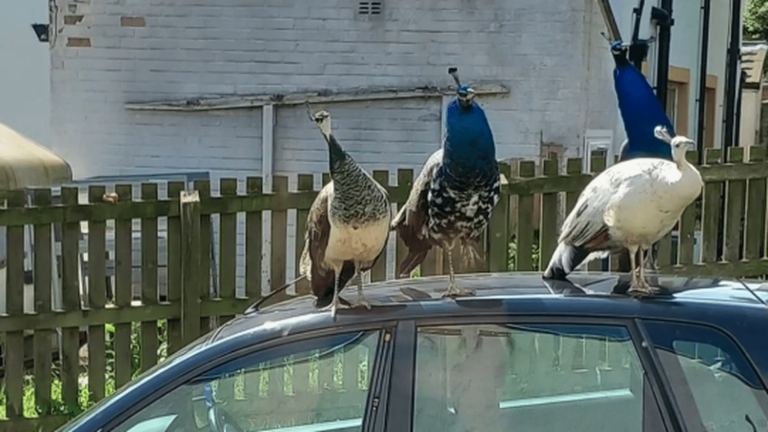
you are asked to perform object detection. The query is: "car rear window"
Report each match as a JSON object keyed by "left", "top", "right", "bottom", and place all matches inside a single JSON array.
[{"left": 642, "top": 320, "right": 768, "bottom": 432}]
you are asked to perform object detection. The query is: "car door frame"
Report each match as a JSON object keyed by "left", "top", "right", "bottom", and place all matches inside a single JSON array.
[
  {"left": 384, "top": 314, "right": 688, "bottom": 432},
  {"left": 98, "top": 320, "right": 399, "bottom": 432}
]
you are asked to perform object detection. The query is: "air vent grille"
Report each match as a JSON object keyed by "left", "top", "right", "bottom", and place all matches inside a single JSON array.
[{"left": 358, "top": 2, "right": 382, "bottom": 15}]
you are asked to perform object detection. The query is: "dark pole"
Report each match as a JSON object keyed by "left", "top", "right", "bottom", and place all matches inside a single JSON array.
[
  {"left": 723, "top": 0, "right": 743, "bottom": 152},
  {"left": 629, "top": 0, "right": 646, "bottom": 69},
  {"left": 696, "top": 0, "right": 711, "bottom": 165},
  {"left": 653, "top": 1, "right": 674, "bottom": 110},
  {"left": 735, "top": 70, "right": 746, "bottom": 148}
]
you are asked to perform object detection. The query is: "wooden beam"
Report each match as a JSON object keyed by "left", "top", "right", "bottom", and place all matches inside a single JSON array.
[{"left": 124, "top": 83, "right": 510, "bottom": 112}]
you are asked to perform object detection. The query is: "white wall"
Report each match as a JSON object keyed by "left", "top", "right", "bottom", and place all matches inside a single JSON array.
[{"left": 0, "top": 0, "right": 52, "bottom": 146}]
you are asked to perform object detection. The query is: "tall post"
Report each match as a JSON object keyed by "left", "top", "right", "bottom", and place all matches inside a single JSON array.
[
  {"left": 723, "top": 0, "right": 743, "bottom": 151},
  {"left": 180, "top": 190, "right": 202, "bottom": 345},
  {"left": 696, "top": 0, "right": 712, "bottom": 164},
  {"left": 653, "top": 0, "right": 674, "bottom": 110}
]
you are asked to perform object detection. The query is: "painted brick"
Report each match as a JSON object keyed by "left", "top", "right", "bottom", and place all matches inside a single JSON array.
[
  {"left": 63, "top": 15, "right": 84, "bottom": 25},
  {"left": 120, "top": 16, "right": 146, "bottom": 27},
  {"left": 66, "top": 37, "right": 91, "bottom": 47},
  {"left": 49, "top": 0, "right": 624, "bottom": 185}
]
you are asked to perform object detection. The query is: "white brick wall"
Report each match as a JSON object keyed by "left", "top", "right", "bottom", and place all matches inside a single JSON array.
[{"left": 50, "top": 0, "right": 618, "bottom": 182}]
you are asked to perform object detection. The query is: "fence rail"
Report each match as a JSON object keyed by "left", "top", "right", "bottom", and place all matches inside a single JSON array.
[{"left": 1, "top": 147, "right": 767, "bottom": 431}]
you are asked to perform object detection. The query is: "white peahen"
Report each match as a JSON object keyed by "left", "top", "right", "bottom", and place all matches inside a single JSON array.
[{"left": 543, "top": 126, "right": 703, "bottom": 295}]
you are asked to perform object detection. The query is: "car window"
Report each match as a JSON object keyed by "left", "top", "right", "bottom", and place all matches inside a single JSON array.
[
  {"left": 642, "top": 320, "right": 768, "bottom": 432},
  {"left": 413, "top": 323, "right": 664, "bottom": 432},
  {"left": 112, "top": 330, "right": 382, "bottom": 432}
]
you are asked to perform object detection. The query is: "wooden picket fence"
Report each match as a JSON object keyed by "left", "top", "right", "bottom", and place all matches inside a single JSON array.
[{"left": 0, "top": 147, "right": 767, "bottom": 431}]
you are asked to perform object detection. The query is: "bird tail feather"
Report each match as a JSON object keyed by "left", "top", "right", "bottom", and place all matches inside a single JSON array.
[
  {"left": 543, "top": 243, "right": 601, "bottom": 280},
  {"left": 398, "top": 249, "right": 430, "bottom": 277}
]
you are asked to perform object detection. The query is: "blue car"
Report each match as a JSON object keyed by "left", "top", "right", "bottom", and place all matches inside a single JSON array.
[{"left": 58, "top": 273, "right": 768, "bottom": 432}]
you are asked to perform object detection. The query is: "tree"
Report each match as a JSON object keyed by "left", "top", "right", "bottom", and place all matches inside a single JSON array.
[{"left": 745, "top": 0, "right": 768, "bottom": 41}]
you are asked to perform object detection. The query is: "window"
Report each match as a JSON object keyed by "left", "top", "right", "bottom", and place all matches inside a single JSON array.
[
  {"left": 643, "top": 320, "right": 768, "bottom": 432},
  {"left": 414, "top": 323, "right": 664, "bottom": 432},
  {"left": 112, "top": 330, "right": 382, "bottom": 432},
  {"left": 666, "top": 83, "right": 679, "bottom": 130}
]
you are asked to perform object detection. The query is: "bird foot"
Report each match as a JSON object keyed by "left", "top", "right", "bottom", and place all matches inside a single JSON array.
[
  {"left": 442, "top": 284, "right": 475, "bottom": 298},
  {"left": 320, "top": 297, "right": 351, "bottom": 317},
  {"left": 627, "top": 280, "right": 660, "bottom": 298},
  {"left": 352, "top": 296, "right": 373, "bottom": 310}
]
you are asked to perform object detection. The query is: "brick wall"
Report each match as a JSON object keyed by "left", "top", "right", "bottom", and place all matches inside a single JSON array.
[{"left": 49, "top": 0, "right": 617, "bottom": 182}]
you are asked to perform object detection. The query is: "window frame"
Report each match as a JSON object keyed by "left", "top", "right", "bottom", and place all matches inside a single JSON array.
[
  {"left": 389, "top": 315, "right": 684, "bottom": 432},
  {"left": 103, "top": 321, "right": 397, "bottom": 432}
]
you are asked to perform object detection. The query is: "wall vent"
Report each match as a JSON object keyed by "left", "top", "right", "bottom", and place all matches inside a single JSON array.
[{"left": 358, "top": 2, "right": 382, "bottom": 15}]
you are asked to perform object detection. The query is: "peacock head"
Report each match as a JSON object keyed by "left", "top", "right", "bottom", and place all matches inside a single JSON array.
[
  {"left": 654, "top": 126, "right": 694, "bottom": 161},
  {"left": 448, "top": 67, "right": 476, "bottom": 109},
  {"left": 309, "top": 108, "right": 332, "bottom": 140}
]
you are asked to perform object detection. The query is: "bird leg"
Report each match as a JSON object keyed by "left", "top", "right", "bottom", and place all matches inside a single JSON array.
[
  {"left": 628, "top": 246, "right": 657, "bottom": 297},
  {"left": 442, "top": 244, "right": 475, "bottom": 298},
  {"left": 351, "top": 269, "right": 372, "bottom": 310},
  {"left": 320, "top": 267, "right": 351, "bottom": 318}
]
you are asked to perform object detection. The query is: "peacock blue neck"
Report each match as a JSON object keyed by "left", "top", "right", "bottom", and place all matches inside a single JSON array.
[
  {"left": 442, "top": 98, "right": 496, "bottom": 174},
  {"left": 614, "top": 62, "right": 674, "bottom": 162}
]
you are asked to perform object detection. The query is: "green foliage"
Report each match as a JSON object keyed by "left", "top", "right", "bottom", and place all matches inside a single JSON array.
[
  {"left": 0, "top": 320, "right": 169, "bottom": 422},
  {"left": 508, "top": 235, "right": 541, "bottom": 271},
  {"left": 745, "top": 0, "right": 768, "bottom": 41}
]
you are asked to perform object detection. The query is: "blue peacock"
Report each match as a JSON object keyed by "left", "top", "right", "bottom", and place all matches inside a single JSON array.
[
  {"left": 392, "top": 67, "right": 500, "bottom": 297},
  {"left": 544, "top": 41, "right": 676, "bottom": 280}
]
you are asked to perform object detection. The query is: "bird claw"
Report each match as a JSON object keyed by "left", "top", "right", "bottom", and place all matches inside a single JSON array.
[
  {"left": 320, "top": 297, "right": 351, "bottom": 317},
  {"left": 442, "top": 284, "right": 475, "bottom": 298},
  {"left": 352, "top": 296, "right": 373, "bottom": 310},
  {"left": 627, "top": 280, "right": 660, "bottom": 298}
]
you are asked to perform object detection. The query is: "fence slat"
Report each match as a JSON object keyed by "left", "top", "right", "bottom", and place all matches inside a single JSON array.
[
  {"left": 4, "top": 190, "right": 25, "bottom": 418},
  {"left": 219, "top": 178, "right": 238, "bottom": 324},
  {"left": 564, "top": 159, "right": 582, "bottom": 213},
  {"left": 87, "top": 185, "right": 107, "bottom": 402},
  {"left": 516, "top": 161, "right": 536, "bottom": 271},
  {"left": 194, "top": 180, "right": 212, "bottom": 333},
  {"left": 245, "top": 177, "right": 263, "bottom": 301},
  {"left": 271, "top": 176, "right": 289, "bottom": 293},
  {"left": 539, "top": 155, "right": 559, "bottom": 268},
  {"left": 60, "top": 186, "right": 81, "bottom": 409},
  {"left": 181, "top": 190, "right": 202, "bottom": 346},
  {"left": 113, "top": 184, "right": 133, "bottom": 388},
  {"left": 678, "top": 151, "right": 699, "bottom": 265},
  {"left": 140, "top": 183, "right": 159, "bottom": 372},
  {"left": 294, "top": 175, "right": 313, "bottom": 294},
  {"left": 33, "top": 189, "right": 53, "bottom": 414},
  {"left": 394, "top": 169, "right": 413, "bottom": 278},
  {"left": 166, "top": 181, "right": 184, "bottom": 354},
  {"left": 587, "top": 155, "right": 606, "bottom": 272},
  {"left": 701, "top": 149, "right": 723, "bottom": 263},
  {"left": 488, "top": 168, "right": 509, "bottom": 273},
  {"left": 725, "top": 147, "right": 746, "bottom": 262},
  {"left": 371, "top": 170, "right": 389, "bottom": 282},
  {"left": 745, "top": 147, "right": 766, "bottom": 260}
]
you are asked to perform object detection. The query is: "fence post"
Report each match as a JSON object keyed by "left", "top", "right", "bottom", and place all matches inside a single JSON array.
[
  {"left": 488, "top": 164, "right": 510, "bottom": 272},
  {"left": 180, "top": 190, "right": 202, "bottom": 346}
]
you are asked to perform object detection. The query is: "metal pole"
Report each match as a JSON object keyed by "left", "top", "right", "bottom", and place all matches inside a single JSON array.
[
  {"left": 654, "top": 0, "right": 674, "bottom": 110},
  {"left": 723, "top": 0, "right": 743, "bottom": 152},
  {"left": 696, "top": 0, "right": 712, "bottom": 164}
]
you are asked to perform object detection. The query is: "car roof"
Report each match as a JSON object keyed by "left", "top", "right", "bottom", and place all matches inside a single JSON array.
[
  {"left": 59, "top": 271, "right": 768, "bottom": 432},
  {"left": 213, "top": 272, "right": 768, "bottom": 343}
]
